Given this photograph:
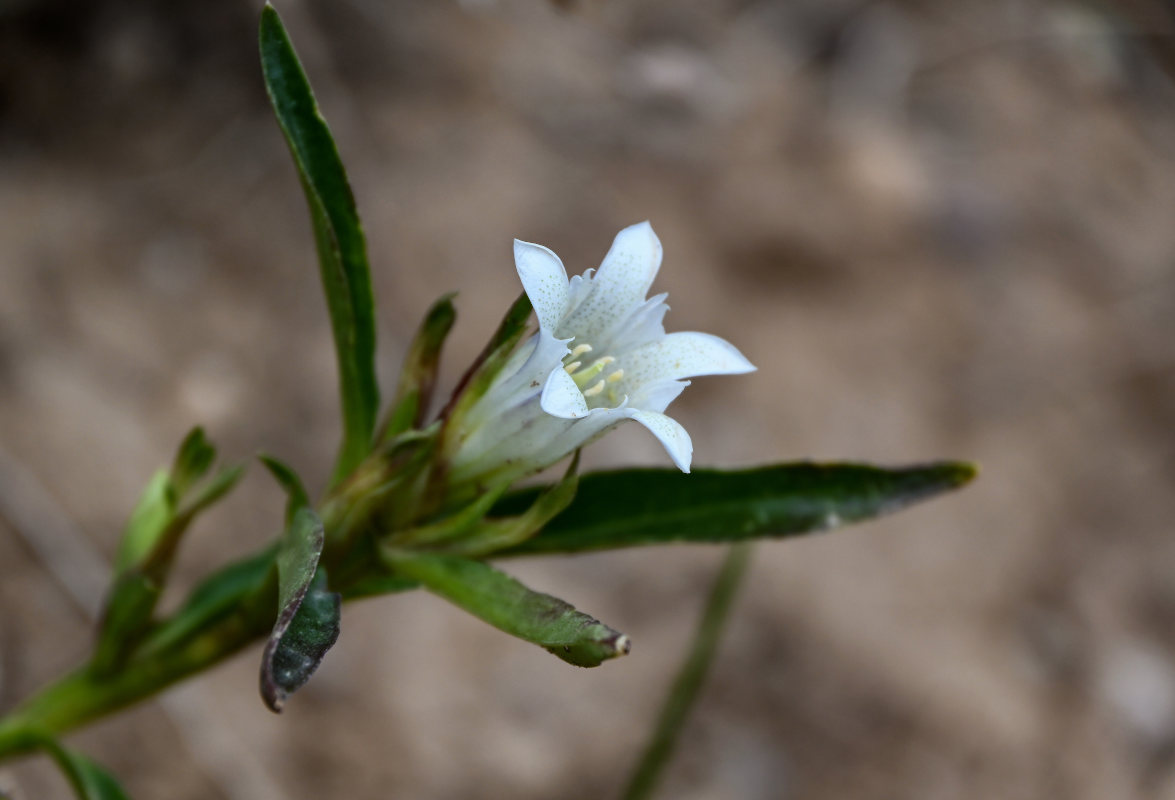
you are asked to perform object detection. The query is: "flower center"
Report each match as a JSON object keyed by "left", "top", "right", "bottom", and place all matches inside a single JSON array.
[{"left": 563, "top": 342, "right": 624, "bottom": 407}]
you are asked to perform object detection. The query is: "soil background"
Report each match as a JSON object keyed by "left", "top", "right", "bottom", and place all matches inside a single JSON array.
[{"left": 3, "top": 1, "right": 1175, "bottom": 798}]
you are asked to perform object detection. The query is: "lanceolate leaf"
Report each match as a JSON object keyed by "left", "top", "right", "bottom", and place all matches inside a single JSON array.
[
  {"left": 266, "top": 568, "right": 341, "bottom": 707},
  {"left": 42, "top": 740, "right": 131, "bottom": 800},
  {"left": 260, "top": 4, "right": 379, "bottom": 486},
  {"left": 260, "top": 507, "right": 340, "bottom": 712},
  {"left": 143, "top": 546, "right": 276, "bottom": 658},
  {"left": 383, "top": 551, "right": 629, "bottom": 667},
  {"left": 259, "top": 454, "right": 313, "bottom": 526},
  {"left": 170, "top": 426, "right": 216, "bottom": 498},
  {"left": 496, "top": 461, "right": 976, "bottom": 556},
  {"left": 97, "top": 431, "right": 243, "bottom": 675}
]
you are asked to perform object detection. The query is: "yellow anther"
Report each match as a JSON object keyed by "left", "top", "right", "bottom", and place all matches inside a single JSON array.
[
  {"left": 606, "top": 369, "right": 624, "bottom": 384},
  {"left": 571, "top": 355, "right": 616, "bottom": 388},
  {"left": 582, "top": 379, "right": 606, "bottom": 398},
  {"left": 564, "top": 361, "right": 582, "bottom": 374},
  {"left": 569, "top": 343, "right": 593, "bottom": 359}
]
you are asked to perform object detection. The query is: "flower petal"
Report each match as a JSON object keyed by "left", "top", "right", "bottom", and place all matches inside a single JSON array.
[
  {"left": 560, "top": 222, "right": 662, "bottom": 341},
  {"left": 621, "top": 331, "right": 756, "bottom": 386},
  {"left": 627, "top": 409, "right": 693, "bottom": 473},
  {"left": 514, "top": 239, "right": 570, "bottom": 334},
  {"left": 541, "top": 365, "right": 590, "bottom": 419},
  {"left": 627, "top": 378, "right": 688, "bottom": 414},
  {"left": 597, "top": 221, "right": 662, "bottom": 303},
  {"left": 602, "top": 292, "right": 669, "bottom": 354}
]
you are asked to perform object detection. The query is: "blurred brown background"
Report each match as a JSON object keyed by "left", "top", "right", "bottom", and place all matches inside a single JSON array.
[{"left": 2, "top": 0, "right": 1175, "bottom": 797}]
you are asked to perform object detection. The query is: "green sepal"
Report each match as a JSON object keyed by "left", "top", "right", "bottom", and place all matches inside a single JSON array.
[
  {"left": 442, "top": 452, "right": 580, "bottom": 557},
  {"left": 379, "top": 293, "right": 457, "bottom": 442},
  {"left": 390, "top": 478, "right": 513, "bottom": 548},
  {"left": 39, "top": 739, "right": 131, "bottom": 800},
  {"left": 382, "top": 550, "right": 629, "bottom": 668},
  {"left": 260, "top": 508, "right": 340, "bottom": 712},
  {"left": 260, "top": 3, "right": 379, "bottom": 487},
  {"left": 320, "top": 425, "right": 442, "bottom": 550},
  {"left": 439, "top": 292, "right": 531, "bottom": 425},
  {"left": 496, "top": 461, "right": 977, "bottom": 556}
]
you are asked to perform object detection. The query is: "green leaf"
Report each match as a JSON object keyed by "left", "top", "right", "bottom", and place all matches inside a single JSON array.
[
  {"left": 383, "top": 551, "right": 629, "bottom": 667},
  {"left": 174, "top": 464, "right": 244, "bottom": 522},
  {"left": 380, "top": 293, "right": 457, "bottom": 441},
  {"left": 261, "top": 507, "right": 340, "bottom": 711},
  {"left": 267, "top": 569, "right": 341, "bottom": 702},
  {"left": 142, "top": 546, "right": 276, "bottom": 658},
  {"left": 113, "top": 470, "right": 172, "bottom": 573},
  {"left": 260, "top": 4, "right": 379, "bottom": 486},
  {"left": 91, "top": 572, "right": 159, "bottom": 673},
  {"left": 170, "top": 426, "right": 216, "bottom": 498},
  {"left": 41, "top": 741, "right": 130, "bottom": 800},
  {"left": 340, "top": 574, "right": 419, "bottom": 601},
  {"left": 259, "top": 454, "right": 313, "bottom": 526},
  {"left": 496, "top": 461, "right": 977, "bottom": 556},
  {"left": 98, "top": 435, "right": 244, "bottom": 674}
]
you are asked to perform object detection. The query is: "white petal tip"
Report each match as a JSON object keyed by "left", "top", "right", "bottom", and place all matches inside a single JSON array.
[
  {"left": 628, "top": 410, "right": 692, "bottom": 474},
  {"left": 513, "top": 240, "right": 570, "bottom": 333},
  {"left": 541, "top": 366, "right": 589, "bottom": 419}
]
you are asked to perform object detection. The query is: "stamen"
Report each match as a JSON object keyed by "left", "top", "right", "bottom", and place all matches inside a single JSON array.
[
  {"left": 606, "top": 369, "right": 624, "bottom": 384},
  {"left": 564, "top": 361, "right": 582, "bottom": 374},
  {"left": 569, "top": 343, "right": 593, "bottom": 359},
  {"left": 571, "top": 356, "right": 616, "bottom": 388},
  {"left": 582, "top": 379, "right": 606, "bottom": 398}
]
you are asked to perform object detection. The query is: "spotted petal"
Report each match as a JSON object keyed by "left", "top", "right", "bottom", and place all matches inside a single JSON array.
[
  {"left": 621, "top": 331, "right": 755, "bottom": 386},
  {"left": 514, "top": 239, "right": 570, "bottom": 334},
  {"left": 627, "top": 409, "right": 693, "bottom": 473},
  {"left": 561, "top": 222, "right": 663, "bottom": 341}
]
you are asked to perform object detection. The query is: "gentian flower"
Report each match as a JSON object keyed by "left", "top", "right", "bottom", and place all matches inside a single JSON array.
[{"left": 448, "top": 222, "right": 755, "bottom": 487}]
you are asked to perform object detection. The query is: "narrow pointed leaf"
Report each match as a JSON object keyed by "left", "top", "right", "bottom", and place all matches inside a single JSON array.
[
  {"left": 260, "top": 3, "right": 379, "bottom": 485},
  {"left": 267, "top": 568, "right": 341, "bottom": 707},
  {"left": 42, "top": 741, "right": 131, "bottom": 800},
  {"left": 259, "top": 454, "right": 312, "bottom": 526},
  {"left": 175, "top": 464, "right": 244, "bottom": 521},
  {"left": 380, "top": 293, "right": 457, "bottom": 441},
  {"left": 98, "top": 435, "right": 243, "bottom": 674},
  {"left": 496, "top": 461, "right": 976, "bottom": 556},
  {"left": 261, "top": 507, "right": 339, "bottom": 711},
  {"left": 143, "top": 546, "right": 277, "bottom": 658},
  {"left": 383, "top": 551, "right": 629, "bottom": 667},
  {"left": 171, "top": 426, "right": 215, "bottom": 498},
  {"left": 113, "top": 470, "right": 172, "bottom": 572}
]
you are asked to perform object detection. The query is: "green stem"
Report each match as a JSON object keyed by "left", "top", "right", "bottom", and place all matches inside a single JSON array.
[
  {"left": 620, "top": 544, "right": 752, "bottom": 800},
  {"left": 0, "top": 471, "right": 414, "bottom": 763},
  {"left": 0, "top": 585, "right": 273, "bottom": 761}
]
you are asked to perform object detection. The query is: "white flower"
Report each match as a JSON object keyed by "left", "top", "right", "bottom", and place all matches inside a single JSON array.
[{"left": 447, "top": 221, "right": 755, "bottom": 486}]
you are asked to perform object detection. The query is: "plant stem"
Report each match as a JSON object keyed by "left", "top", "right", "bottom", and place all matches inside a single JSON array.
[
  {"left": 620, "top": 543, "right": 752, "bottom": 800},
  {"left": 0, "top": 567, "right": 275, "bottom": 761}
]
